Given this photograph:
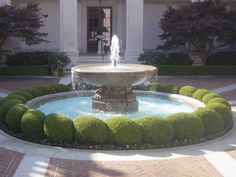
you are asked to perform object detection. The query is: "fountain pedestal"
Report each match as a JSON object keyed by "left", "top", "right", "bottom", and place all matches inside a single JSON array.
[{"left": 92, "top": 88, "right": 138, "bottom": 113}]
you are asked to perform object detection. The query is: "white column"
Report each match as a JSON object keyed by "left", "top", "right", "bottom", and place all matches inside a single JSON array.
[
  {"left": 60, "top": 0, "right": 79, "bottom": 66},
  {"left": 125, "top": 0, "right": 144, "bottom": 63}
]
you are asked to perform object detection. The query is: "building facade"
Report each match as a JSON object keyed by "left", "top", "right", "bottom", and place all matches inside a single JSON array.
[{"left": 1, "top": 0, "right": 236, "bottom": 64}]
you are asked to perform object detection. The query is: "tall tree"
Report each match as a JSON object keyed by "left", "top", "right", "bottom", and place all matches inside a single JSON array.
[
  {"left": 159, "top": 0, "right": 236, "bottom": 65},
  {"left": 0, "top": 4, "right": 48, "bottom": 50}
]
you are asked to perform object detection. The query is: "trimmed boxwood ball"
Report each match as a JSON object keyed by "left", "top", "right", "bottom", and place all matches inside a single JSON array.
[
  {"left": 165, "top": 84, "right": 180, "bottom": 94},
  {"left": 9, "top": 91, "right": 33, "bottom": 101},
  {"left": 207, "top": 97, "right": 231, "bottom": 108},
  {"left": 106, "top": 117, "right": 142, "bottom": 146},
  {"left": 5, "top": 104, "right": 28, "bottom": 132},
  {"left": 202, "top": 92, "right": 220, "bottom": 104},
  {"left": 207, "top": 103, "right": 233, "bottom": 128},
  {"left": 179, "top": 86, "right": 197, "bottom": 97},
  {"left": 194, "top": 108, "right": 224, "bottom": 136},
  {"left": 51, "top": 84, "right": 71, "bottom": 92},
  {"left": 73, "top": 116, "right": 108, "bottom": 144},
  {"left": 135, "top": 116, "right": 174, "bottom": 145},
  {"left": 0, "top": 99, "right": 23, "bottom": 122},
  {"left": 35, "top": 85, "right": 56, "bottom": 95},
  {"left": 132, "top": 83, "right": 148, "bottom": 90},
  {"left": 1, "top": 95, "right": 26, "bottom": 104},
  {"left": 148, "top": 83, "right": 166, "bottom": 92},
  {"left": 166, "top": 113, "right": 204, "bottom": 141},
  {"left": 44, "top": 113, "right": 74, "bottom": 143},
  {"left": 23, "top": 88, "right": 44, "bottom": 98},
  {"left": 21, "top": 109, "right": 45, "bottom": 140},
  {"left": 192, "top": 89, "right": 210, "bottom": 101}
]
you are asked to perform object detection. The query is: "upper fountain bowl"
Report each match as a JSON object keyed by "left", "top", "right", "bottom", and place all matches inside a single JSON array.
[{"left": 71, "top": 64, "right": 157, "bottom": 88}]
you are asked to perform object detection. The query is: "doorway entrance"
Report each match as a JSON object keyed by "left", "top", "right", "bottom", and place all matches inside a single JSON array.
[{"left": 87, "top": 7, "right": 112, "bottom": 53}]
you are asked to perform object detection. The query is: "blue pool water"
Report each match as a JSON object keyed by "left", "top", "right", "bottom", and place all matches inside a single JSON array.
[{"left": 36, "top": 96, "right": 196, "bottom": 120}]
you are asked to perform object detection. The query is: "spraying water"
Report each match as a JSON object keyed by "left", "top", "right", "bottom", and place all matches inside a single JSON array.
[{"left": 110, "top": 35, "right": 120, "bottom": 67}]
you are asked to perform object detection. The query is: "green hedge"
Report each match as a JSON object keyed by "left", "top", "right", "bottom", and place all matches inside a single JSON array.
[
  {"left": 51, "top": 84, "right": 71, "bottom": 92},
  {"left": 73, "top": 116, "right": 108, "bottom": 144},
  {"left": 202, "top": 93, "right": 221, "bottom": 104},
  {"left": 44, "top": 113, "right": 74, "bottom": 143},
  {"left": 23, "top": 88, "right": 44, "bottom": 98},
  {"left": 21, "top": 109, "right": 46, "bottom": 140},
  {"left": 8, "top": 91, "right": 33, "bottom": 101},
  {"left": 0, "top": 66, "right": 50, "bottom": 76},
  {"left": 166, "top": 113, "right": 204, "bottom": 141},
  {"left": 194, "top": 108, "right": 224, "bottom": 136},
  {"left": 34, "top": 86, "right": 56, "bottom": 95},
  {"left": 136, "top": 116, "right": 174, "bottom": 145},
  {"left": 106, "top": 117, "right": 142, "bottom": 146},
  {"left": 192, "top": 89, "right": 210, "bottom": 101},
  {"left": 5, "top": 104, "right": 28, "bottom": 132},
  {"left": 207, "top": 98, "right": 231, "bottom": 108},
  {"left": 179, "top": 86, "right": 197, "bottom": 97},
  {"left": 157, "top": 65, "right": 236, "bottom": 75},
  {"left": 207, "top": 103, "right": 233, "bottom": 128}
]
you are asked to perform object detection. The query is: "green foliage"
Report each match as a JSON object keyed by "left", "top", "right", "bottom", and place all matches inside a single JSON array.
[
  {"left": 0, "top": 99, "right": 23, "bottom": 122},
  {"left": 73, "top": 116, "right": 108, "bottom": 144},
  {"left": 207, "top": 97, "right": 231, "bottom": 108},
  {"left": 106, "top": 117, "right": 142, "bottom": 146},
  {"left": 23, "top": 88, "right": 44, "bottom": 98},
  {"left": 166, "top": 113, "right": 204, "bottom": 140},
  {"left": 207, "top": 52, "right": 236, "bottom": 65},
  {"left": 9, "top": 91, "right": 33, "bottom": 101},
  {"left": 51, "top": 84, "right": 71, "bottom": 92},
  {"left": 179, "top": 86, "right": 197, "bottom": 97},
  {"left": 202, "top": 92, "right": 220, "bottom": 103},
  {"left": 165, "top": 84, "right": 180, "bottom": 94},
  {"left": 135, "top": 116, "right": 174, "bottom": 145},
  {"left": 44, "top": 113, "right": 74, "bottom": 143},
  {"left": 132, "top": 84, "right": 148, "bottom": 91},
  {"left": 21, "top": 109, "right": 45, "bottom": 140},
  {"left": 0, "top": 66, "right": 50, "bottom": 76},
  {"left": 192, "top": 89, "right": 210, "bottom": 101},
  {"left": 207, "top": 103, "right": 233, "bottom": 128},
  {"left": 34, "top": 85, "right": 56, "bottom": 95},
  {"left": 147, "top": 83, "right": 166, "bottom": 92},
  {"left": 194, "top": 108, "right": 224, "bottom": 136},
  {"left": 0, "top": 95, "right": 26, "bottom": 105},
  {"left": 5, "top": 104, "right": 28, "bottom": 132},
  {"left": 138, "top": 51, "right": 192, "bottom": 66}
]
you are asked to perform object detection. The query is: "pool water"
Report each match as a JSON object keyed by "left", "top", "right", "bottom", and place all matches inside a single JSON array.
[{"left": 36, "top": 96, "right": 196, "bottom": 120}]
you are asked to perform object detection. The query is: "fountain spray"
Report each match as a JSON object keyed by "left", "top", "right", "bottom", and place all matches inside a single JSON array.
[{"left": 110, "top": 35, "right": 120, "bottom": 67}]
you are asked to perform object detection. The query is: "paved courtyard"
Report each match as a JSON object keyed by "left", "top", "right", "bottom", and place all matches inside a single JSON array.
[{"left": 0, "top": 75, "right": 236, "bottom": 177}]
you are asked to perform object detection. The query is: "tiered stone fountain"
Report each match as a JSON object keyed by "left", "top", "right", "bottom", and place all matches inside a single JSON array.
[{"left": 72, "top": 35, "right": 157, "bottom": 113}]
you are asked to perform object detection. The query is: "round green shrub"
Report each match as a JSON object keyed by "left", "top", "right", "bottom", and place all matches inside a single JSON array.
[
  {"left": 106, "top": 117, "right": 142, "bottom": 146},
  {"left": 5, "top": 104, "right": 28, "bottom": 132},
  {"left": 166, "top": 113, "right": 204, "bottom": 140},
  {"left": 148, "top": 83, "right": 166, "bottom": 92},
  {"left": 2, "top": 95, "right": 26, "bottom": 104},
  {"left": 179, "top": 86, "right": 197, "bottom": 97},
  {"left": 0, "top": 99, "right": 23, "bottom": 122},
  {"left": 9, "top": 91, "right": 33, "bottom": 101},
  {"left": 35, "top": 85, "right": 56, "bottom": 95},
  {"left": 202, "top": 92, "right": 221, "bottom": 104},
  {"left": 207, "top": 103, "right": 233, "bottom": 128},
  {"left": 132, "top": 84, "right": 148, "bottom": 90},
  {"left": 165, "top": 84, "right": 180, "bottom": 94},
  {"left": 192, "top": 89, "right": 210, "bottom": 101},
  {"left": 136, "top": 116, "right": 174, "bottom": 145},
  {"left": 194, "top": 108, "right": 224, "bottom": 136},
  {"left": 21, "top": 109, "right": 45, "bottom": 140},
  {"left": 44, "top": 113, "right": 74, "bottom": 143},
  {"left": 207, "top": 97, "right": 231, "bottom": 108},
  {"left": 23, "top": 88, "right": 44, "bottom": 98},
  {"left": 73, "top": 116, "right": 108, "bottom": 144},
  {"left": 51, "top": 84, "right": 71, "bottom": 92}
]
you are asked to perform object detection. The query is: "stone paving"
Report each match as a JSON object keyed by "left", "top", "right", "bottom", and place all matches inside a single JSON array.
[{"left": 0, "top": 75, "right": 236, "bottom": 177}]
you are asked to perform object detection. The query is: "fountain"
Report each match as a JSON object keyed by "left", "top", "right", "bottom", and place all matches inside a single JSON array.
[{"left": 71, "top": 35, "right": 157, "bottom": 113}]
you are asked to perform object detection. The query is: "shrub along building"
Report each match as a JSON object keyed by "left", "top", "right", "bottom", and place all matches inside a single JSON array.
[{"left": 0, "top": 0, "right": 235, "bottom": 65}]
